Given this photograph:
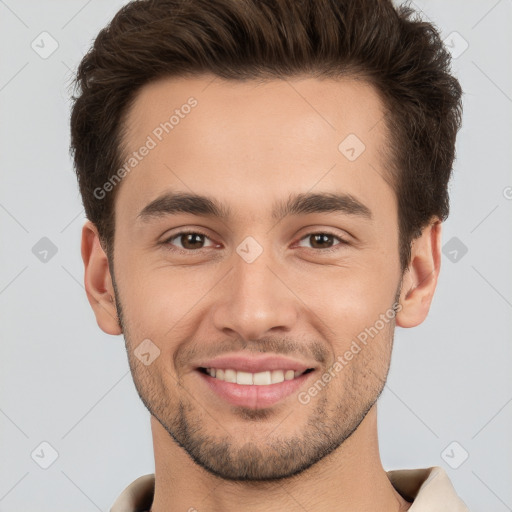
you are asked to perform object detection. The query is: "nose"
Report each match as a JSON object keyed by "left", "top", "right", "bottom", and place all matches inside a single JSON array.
[{"left": 211, "top": 244, "right": 299, "bottom": 342}]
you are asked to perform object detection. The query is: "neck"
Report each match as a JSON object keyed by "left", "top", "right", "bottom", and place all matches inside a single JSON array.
[{"left": 149, "top": 405, "right": 411, "bottom": 512}]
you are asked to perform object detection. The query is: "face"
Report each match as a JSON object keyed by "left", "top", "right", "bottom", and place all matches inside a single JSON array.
[{"left": 106, "top": 75, "right": 405, "bottom": 480}]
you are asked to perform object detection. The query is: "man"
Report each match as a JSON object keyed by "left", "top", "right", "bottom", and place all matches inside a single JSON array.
[{"left": 70, "top": 0, "right": 469, "bottom": 510}]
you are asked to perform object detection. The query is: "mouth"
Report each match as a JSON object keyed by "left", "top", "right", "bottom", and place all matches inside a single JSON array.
[
  {"left": 197, "top": 367, "right": 315, "bottom": 385},
  {"left": 195, "top": 366, "right": 316, "bottom": 408}
]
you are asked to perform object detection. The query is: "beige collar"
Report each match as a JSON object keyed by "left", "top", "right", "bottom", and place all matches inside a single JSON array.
[{"left": 111, "top": 466, "right": 469, "bottom": 511}]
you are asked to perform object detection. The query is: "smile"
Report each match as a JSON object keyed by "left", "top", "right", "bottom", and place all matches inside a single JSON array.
[{"left": 199, "top": 367, "right": 314, "bottom": 385}]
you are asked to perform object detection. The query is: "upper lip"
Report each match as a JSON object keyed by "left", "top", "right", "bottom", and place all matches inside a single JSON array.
[{"left": 196, "top": 354, "right": 316, "bottom": 373}]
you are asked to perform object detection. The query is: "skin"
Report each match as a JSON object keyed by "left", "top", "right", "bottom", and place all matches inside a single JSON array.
[{"left": 82, "top": 74, "right": 441, "bottom": 511}]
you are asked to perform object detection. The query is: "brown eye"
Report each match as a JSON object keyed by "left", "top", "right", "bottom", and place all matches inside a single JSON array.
[
  {"left": 164, "top": 231, "right": 216, "bottom": 251},
  {"left": 297, "top": 232, "right": 348, "bottom": 251}
]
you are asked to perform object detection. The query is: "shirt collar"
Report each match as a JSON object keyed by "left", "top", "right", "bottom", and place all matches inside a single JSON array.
[{"left": 111, "top": 466, "right": 469, "bottom": 511}]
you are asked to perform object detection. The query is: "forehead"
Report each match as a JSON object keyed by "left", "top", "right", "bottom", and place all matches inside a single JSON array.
[{"left": 116, "top": 74, "right": 394, "bottom": 225}]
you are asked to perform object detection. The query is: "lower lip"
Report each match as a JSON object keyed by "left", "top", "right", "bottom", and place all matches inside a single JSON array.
[{"left": 196, "top": 370, "right": 314, "bottom": 408}]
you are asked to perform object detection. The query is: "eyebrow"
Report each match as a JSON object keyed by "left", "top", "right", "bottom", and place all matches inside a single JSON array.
[{"left": 136, "top": 190, "right": 372, "bottom": 223}]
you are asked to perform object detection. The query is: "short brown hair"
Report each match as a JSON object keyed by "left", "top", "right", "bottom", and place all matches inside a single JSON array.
[{"left": 70, "top": 0, "right": 463, "bottom": 273}]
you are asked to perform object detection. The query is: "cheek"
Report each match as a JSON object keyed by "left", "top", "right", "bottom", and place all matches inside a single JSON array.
[
  {"left": 118, "top": 263, "right": 210, "bottom": 355},
  {"left": 291, "top": 261, "right": 399, "bottom": 338}
]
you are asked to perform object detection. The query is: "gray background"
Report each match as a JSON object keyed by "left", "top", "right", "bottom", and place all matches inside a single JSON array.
[{"left": 1, "top": 0, "right": 511, "bottom": 510}]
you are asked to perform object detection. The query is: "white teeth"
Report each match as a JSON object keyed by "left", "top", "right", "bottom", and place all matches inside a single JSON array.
[
  {"left": 205, "top": 368, "right": 308, "bottom": 385},
  {"left": 236, "top": 371, "right": 253, "bottom": 385},
  {"left": 271, "top": 370, "right": 284, "bottom": 384},
  {"left": 224, "top": 369, "right": 237, "bottom": 383},
  {"left": 253, "top": 371, "right": 271, "bottom": 385}
]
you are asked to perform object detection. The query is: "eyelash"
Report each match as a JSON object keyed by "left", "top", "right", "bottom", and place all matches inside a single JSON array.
[{"left": 162, "top": 229, "right": 349, "bottom": 254}]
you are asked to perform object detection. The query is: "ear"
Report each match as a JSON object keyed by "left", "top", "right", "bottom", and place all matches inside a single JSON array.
[
  {"left": 81, "top": 221, "right": 122, "bottom": 335},
  {"left": 395, "top": 218, "right": 442, "bottom": 328}
]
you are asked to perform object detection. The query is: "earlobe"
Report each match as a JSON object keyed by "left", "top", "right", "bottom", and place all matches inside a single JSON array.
[
  {"left": 395, "top": 219, "right": 442, "bottom": 328},
  {"left": 81, "top": 221, "right": 122, "bottom": 335}
]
